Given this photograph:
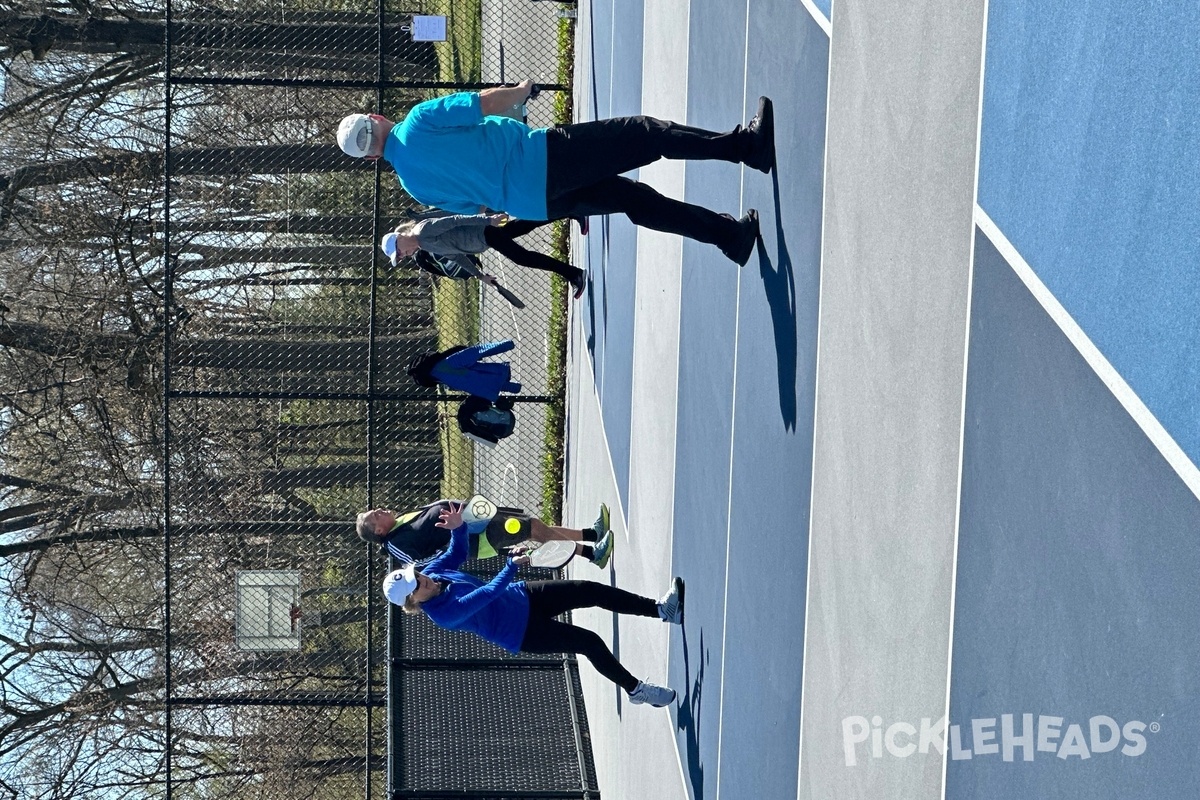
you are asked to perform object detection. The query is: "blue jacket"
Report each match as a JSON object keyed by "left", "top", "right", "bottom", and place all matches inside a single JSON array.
[
  {"left": 421, "top": 522, "right": 531, "bottom": 652},
  {"left": 431, "top": 340, "right": 519, "bottom": 402}
]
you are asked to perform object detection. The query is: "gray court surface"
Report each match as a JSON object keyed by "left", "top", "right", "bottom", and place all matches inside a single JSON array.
[
  {"left": 560, "top": 1, "right": 1200, "bottom": 798},
  {"left": 799, "top": 1, "right": 985, "bottom": 797}
]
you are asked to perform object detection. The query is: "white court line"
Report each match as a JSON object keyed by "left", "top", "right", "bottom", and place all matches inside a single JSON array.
[
  {"left": 608, "top": 1, "right": 616, "bottom": 120},
  {"left": 572, "top": 309, "right": 631, "bottom": 542},
  {"left": 712, "top": 8, "right": 755, "bottom": 798},
  {"left": 800, "top": 0, "right": 832, "bottom": 37},
  {"left": 593, "top": 0, "right": 617, "bottom": 404},
  {"left": 582, "top": 0, "right": 619, "bottom": 500},
  {"left": 662, "top": 2, "right": 693, "bottom": 796},
  {"left": 568, "top": 8, "right": 685, "bottom": 797},
  {"left": 938, "top": 4, "right": 989, "bottom": 798},
  {"left": 794, "top": 2, "right": 833, "bottom": 795},
  {"left": 976, "top": 208, "right": 1200, "bottom": 503}
]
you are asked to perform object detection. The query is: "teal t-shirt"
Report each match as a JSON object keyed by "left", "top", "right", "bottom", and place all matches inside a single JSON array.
[{"left": 385, "top": 93, "right": 549, "bottom": 221}]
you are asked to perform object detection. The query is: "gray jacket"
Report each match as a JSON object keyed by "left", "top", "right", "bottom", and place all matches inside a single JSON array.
[{"left": 413, "top": 214, "right": 494, "bottom": 256}]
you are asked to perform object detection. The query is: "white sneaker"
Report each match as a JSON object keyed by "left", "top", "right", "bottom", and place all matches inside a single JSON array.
[
  {"left": 628, "top": 680, "right": 677, "bottom": 707},
  {"left": 657, "top": 577, "right": 684, "bottom": 625}
]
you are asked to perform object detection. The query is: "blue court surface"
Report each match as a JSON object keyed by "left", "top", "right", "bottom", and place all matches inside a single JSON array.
[{"left": 562, "top": 2, "right": 1200, "bottom": 799}]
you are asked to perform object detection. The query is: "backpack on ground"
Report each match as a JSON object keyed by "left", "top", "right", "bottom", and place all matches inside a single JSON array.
[{"left": 456, "top": 395, "right": 516, "bottom": 446}]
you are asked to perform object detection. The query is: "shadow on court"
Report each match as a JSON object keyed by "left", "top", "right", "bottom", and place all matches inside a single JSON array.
[
  {"left": 676, "top": 628, "right": 709, "bottom": 800},
  {"left": 583, "top": 214, "right": 610, "bottom": 358},
  {"left": 758, "top": 169, "right": 799, "bottom": 431},
  {"left": 608, "top": 566, "right": 624, "bottom": 712}
]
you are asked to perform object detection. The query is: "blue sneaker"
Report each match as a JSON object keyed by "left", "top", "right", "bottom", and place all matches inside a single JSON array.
[{"left": 591, "top": 530, "right": 615, "bottom": 569}]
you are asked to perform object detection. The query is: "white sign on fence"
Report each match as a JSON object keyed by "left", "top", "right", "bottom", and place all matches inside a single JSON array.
[
  {"left": 408, "top": 15, "right": 448, "bottom": 42},
  {"left": 235, "top": 570, "right": 302, "bottom": 651}
]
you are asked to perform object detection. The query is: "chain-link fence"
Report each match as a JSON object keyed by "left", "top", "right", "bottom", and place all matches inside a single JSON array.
[{"left": 0, "top": 0, "right": 594, "bottom": 798}]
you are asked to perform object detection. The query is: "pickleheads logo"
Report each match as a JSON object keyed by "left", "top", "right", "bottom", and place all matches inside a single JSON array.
[{"left": 841, "top": 714, "right": 1157, "bottom": 767}]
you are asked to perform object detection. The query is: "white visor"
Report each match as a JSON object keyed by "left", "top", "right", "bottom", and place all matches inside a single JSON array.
[{"left": 380, "top": 231, "right": 400, "bottom": 265}]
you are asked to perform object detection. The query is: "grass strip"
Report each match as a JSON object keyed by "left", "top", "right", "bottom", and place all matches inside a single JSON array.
[
  {"left": 433, "top": 278, "right": 480, "bottom": 500},
  {"left": 423, "top": 0, "right": 483, "bottom": 83},
  {"left": 540, "top": 14, "right": 576, "bottom": 524}
]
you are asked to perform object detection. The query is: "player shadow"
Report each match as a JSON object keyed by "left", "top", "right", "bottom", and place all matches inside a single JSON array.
[
  {"left": 608, "top": 564, "right": 624, "bottom": 711},
  {"left": 676, "top": 627, "right": 708, "bottom": 799},
  {"left": 756, "top": 169, "right": 799, "bottom": 430},
  {"left": 586, "top": 262, "right": 597, "bottom": 357},
  {"left": 584, "top": 214, "right": 610, "bottom": 360}
]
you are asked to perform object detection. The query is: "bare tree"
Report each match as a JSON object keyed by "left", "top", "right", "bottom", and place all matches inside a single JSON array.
[{"left": 0, "top": 3, "right": 474, "bottom": 794}]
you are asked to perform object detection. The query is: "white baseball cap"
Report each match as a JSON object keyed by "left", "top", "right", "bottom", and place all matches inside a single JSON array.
[
  {"left": 380, "top": 231, "right": 401, "bottom": 265},
  {"left": 336, "top": 113, "right": 374, "bottom": 158},
  {"left": 382, "top": 564, "right": 418, "bottom": 605}
]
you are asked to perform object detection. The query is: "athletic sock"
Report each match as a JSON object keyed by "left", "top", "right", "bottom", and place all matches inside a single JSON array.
[
  {"left": 578, "top": 544, "right": 595, "bottom": 561},
  {"left": 581, "top": 526, "right": 598, "bottom": 542}
]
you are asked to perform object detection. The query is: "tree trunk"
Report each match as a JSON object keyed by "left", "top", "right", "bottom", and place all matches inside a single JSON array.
[
  {"left": 248, "top": 460, "right": 441, "bottom": 491},
  {"left": 0, "top": 319, "right": 135, "bottom": 361},
  {"left": 1, "top": 11, "right": 435, "bottom": 66},
  {"left": 186, "top": 244, "right": 369, "bottom": 265},
  {"left": 171, "top": 215, "right": 378, "bottom": 236},
  {"left": 209, "top": 321, "right": 433, "bottom": 340},
  {"left": 173, "top": 334, "right": 437, "bottom": 373},
  {"left": 0, "top": 520, "right": 355, "bottom": 557},
  {"left": 1, "top": 144, "right": 365, "bottom": 226}
]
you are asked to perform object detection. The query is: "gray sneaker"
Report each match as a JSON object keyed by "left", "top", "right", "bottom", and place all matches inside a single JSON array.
[
  {"left": 658, "top": 577, "right": 685, "bottom": 625},
  {"left": 628, "top": 680, "right": 676, "bottom": 707},
  {"left": 592, "top": 503, "right": 610, "bottom": 540}
]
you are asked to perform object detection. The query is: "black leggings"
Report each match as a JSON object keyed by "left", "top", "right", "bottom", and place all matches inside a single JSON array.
[
  {"left": 544, "top": 116, "right": 747, "bottom": 248},
  {"left": 483, "top": 220, "right": 581, "bottom": 280},
  {"left": 519, "top": 580, "right": 658, "bottom": 692}
]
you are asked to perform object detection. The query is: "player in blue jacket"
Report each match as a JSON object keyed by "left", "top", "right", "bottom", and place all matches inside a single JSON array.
[
  {"left": 383, "top": 502, "right": 683, "bottom": 707},
  {"left": 407, "top": 340, "right": 519, "bottom": 402}
]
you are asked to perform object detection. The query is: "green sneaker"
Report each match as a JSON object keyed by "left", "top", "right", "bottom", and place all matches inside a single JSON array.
[
  {"left": 592, "top": 503, "right": 611, "bottom": 540},
  {"left": 591, "top": 530, "right": 615, "bottom": 569}
]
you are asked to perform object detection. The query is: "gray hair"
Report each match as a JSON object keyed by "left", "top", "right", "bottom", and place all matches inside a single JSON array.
[{"left": 356, "top": 511, "right": 383, "bottom": 543}]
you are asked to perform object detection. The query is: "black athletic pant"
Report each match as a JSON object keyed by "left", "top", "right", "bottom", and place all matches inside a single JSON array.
[
  {"left": 519, "top": 580, "right": 658, "bottom": 692},
  {"left": 544, "top": 116, "right": 749, "bottom": 249},
  {"left": 483, "top": 220, "right": 581, "bottom": 280}
]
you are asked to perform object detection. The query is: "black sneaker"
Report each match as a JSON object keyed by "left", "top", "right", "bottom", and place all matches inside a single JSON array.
[
  {"left": 743, "top": 96, "right": 775, "bottom": 174},
  {"left": 720, "top": 209, "right": 760, "bottom": 266},
  {"left": 569, "top": 267, "right": 587, "bottom": 299}
]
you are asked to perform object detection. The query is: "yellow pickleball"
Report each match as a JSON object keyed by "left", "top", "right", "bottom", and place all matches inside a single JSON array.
[{"left": 504, "top": 518, "right": 521, "bottom": 534}]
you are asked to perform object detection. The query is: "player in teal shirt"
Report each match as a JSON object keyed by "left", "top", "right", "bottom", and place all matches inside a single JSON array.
[
  {"left": 337, "top": 83, "right": 774, "bottom": 266},
  {"left": 385, "top": 92, "right": 549, "bottom": 221}
]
